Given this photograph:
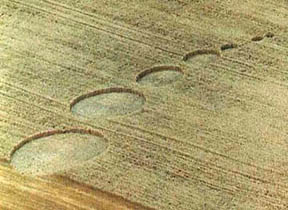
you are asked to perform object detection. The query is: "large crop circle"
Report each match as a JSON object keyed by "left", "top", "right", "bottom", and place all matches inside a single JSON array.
[{"left": 10, "top": 129, "right": 108, "bottom": 176}]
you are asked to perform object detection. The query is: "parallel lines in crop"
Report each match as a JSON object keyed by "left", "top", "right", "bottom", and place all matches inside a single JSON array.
[
  {"left": 210, "top": 63, "right": 262, "bottom": 81},
  {"left": 0, "top": 127, "right": 27, "bottom": 142},
  {"left": 139, "top": 69, "right": 288, "bottom": 120},
  {"left": 1, "top": 90, "right": 287, "bottom": 208},
  {"left": 0, "top": 39, "right": 110, "bottom": 82},
  {"left": 0, "top": 57, "right": 108, "bottom": 100},
  {"left": 0, "top": 34, "right": 163, "bottom": 87},
  {"left": 220, "top": 56, "right": 257, "bottom": 70},
  {"left": 0, "top": 80, "right": 66, "bottom": 107},
  {"left": 144, "top": 91, "right": 230, "bottom": 115},
  {"left": 0, "top": 124, "right": 36, "bottom": 141},
  {"left": 4, "top": 19, "right": 163, "bottom": 65},
  {"left": 116, "top": 151, "right": 239, "bottom": 206},
  {"left": 0, "top": 91, "right": 66, "bottom": 119},
  {"left": 118, "top": 108, "right": 245, "bottom": 141},
  {"left": 1, "top": 1, "right": 288, "bottom": 209},
  {"left": 1, "top": 94, "right": 237, "bottom": 195},
  {"left": 3, "top": 83, "right": 284, "bottom": 203},
  {"left": 40, "top": 0, "right": 173, "bottom": 44},
  {"left": 7, "top": 0, "right": 183, "bottom": 57},
  {"left": 109, "top": 119, "right": 287, "bottom": 179},
  {"left": 109, "top": 123, "right": 287, "bottom": 207},
  {"left": 0, "top": 77, "right": 69, "bottom": 109},
  {"left": 0, "top": 109, "right": 42, "bottom": 129},
  {"left": 6, "top": 0, "right": 286, "bottom": 89}
]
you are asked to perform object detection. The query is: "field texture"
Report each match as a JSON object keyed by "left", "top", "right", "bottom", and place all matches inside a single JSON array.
[{"left": 1, "top": 0, "right": 288, "bottom": 209}]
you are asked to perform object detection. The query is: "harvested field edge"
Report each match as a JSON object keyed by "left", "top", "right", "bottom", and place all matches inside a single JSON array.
[
  {"left": 50, "top": 174, "right": 156, "bottom": 210},
  {"left": 0, "top": 164, "right": 155, "bottom": 210},
  {"left": 9, "top": 128, "right": 105, "bottom": 162},
  {"left": 136, "top": 65, "right": 184, "bottom": 82},
  {"left": 183, "top": 49, "right": 221, "bottom": 61},
  {"left": 70, "top": 87, "right": 146, "bottom": 110}
]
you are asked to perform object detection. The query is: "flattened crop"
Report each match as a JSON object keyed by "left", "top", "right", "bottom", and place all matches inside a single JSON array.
[
  {"left": 70, "top": 88, "right": 145, "bottom": 118},
  {"left": 11, "top": 129, "right": 107, "bottom": 176}
]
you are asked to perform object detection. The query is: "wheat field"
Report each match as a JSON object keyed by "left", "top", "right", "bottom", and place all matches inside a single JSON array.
[{"left": 1, "top": 0, "right": 288, "bottom": 209}]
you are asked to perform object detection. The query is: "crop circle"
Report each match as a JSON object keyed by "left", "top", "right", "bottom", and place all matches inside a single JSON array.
[
  {"left": 183, "top": 49, "right": 221, "bottom": 62},
  {"left": 10, "top": 128, "right": 108, "bottom": 176},
  {"left": 70, "top": 87, "right": 145, "bottom": 118},
  {"left": 136, "top": 65, "right": 183, "bottom": 86},
  {"left": 251, "top": 36, "right": 264, "bottom": 42}
]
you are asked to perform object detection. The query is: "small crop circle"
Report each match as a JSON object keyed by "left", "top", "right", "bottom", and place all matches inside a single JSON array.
[
  {"left": 251, "top": 36, "right": 264, "bottom": 42},
  {"left": 183, "top": 49, "right": 221, "bottom": 62},
  {"left": 265, "top": 32, "right": 274, "bottom": 38},
  {"left": 136, "top": 65, "right": 183, "bottom": 86},
  {"left": 220, "top": 43, "right": 238, "bottom": 51}
]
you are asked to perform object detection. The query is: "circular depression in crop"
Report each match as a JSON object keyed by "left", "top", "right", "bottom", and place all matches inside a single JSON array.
[
  {"left": 10, "top": 129, "right": 107, "bottom": 176},
  {"left": 136, "top": 66, "right": 183, "bottom": 86},
  {"left": 183, "top": 49, "right": 221, "bottom": 63},
  {"left": 71, "top": 88, "right": 145, "bottom": 118}
]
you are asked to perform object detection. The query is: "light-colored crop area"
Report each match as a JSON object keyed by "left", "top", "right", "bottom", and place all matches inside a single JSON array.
[{"left": 1, "top": 0, "right": 288, "bottom": 209}]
